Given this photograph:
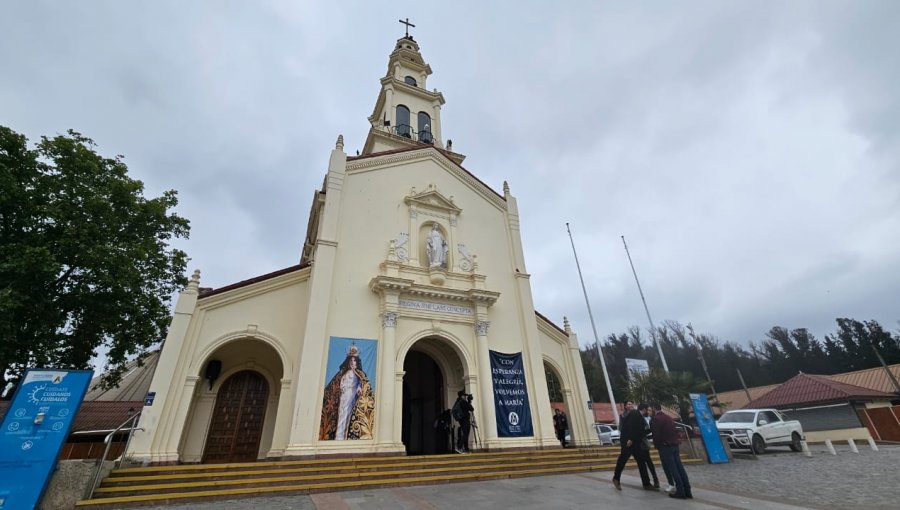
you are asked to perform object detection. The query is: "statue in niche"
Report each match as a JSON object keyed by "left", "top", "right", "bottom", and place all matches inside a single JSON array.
[{"left": 426, "top": 223, "right": 448, "bottom": 268}]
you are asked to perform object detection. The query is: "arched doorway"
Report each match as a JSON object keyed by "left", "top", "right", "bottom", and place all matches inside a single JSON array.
[
  {"left": 202, "top": 370, "right": 269, "bottom": 463},
  {"left": 544, "top": 360, "right": 570, "bottom": 445},
  {"left": 402, "top": 351, "right": 447, "bottom": 455}
]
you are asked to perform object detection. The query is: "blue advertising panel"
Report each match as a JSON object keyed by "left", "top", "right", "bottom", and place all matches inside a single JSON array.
[
  {"left": 690, "top": 392, "right": 729, "bottom": 464},
  {"left": 0, "top": 369, "right": 93, "bottom": 510},
  {"left": 489, "top": 350, "right": 533, "bottom": 437}
]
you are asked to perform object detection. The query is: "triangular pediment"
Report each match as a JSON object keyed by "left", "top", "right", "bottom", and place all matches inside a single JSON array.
[{"left": 404, "top": 185, "right": 462, "bottom": 214}]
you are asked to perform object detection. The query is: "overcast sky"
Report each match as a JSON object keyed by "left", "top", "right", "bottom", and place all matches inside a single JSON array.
[{"left": 3, "top": 1, "right": 898, "bottom": 353}]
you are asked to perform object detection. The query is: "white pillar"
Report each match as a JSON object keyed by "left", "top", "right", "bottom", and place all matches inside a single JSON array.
[
  {"left": 162, "top": 375, "right": 200, "bottom": 461},
  {"left": 377, "top": 312, "right": 398, "bottom": 446},
  {"left": 393, "top": 370, "right": 405, "bottom": 445},
  {"left": 267, "top": 378, "right": 293, "bottom": 458},
  {"left": 474, "top": 320, "right": 498, "bottom": 446}
]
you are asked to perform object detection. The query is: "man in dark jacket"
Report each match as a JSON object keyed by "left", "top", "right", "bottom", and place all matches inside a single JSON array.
[
  {"left": 649, "top": 403, "right": 692, "bottom": 499},
  {"left": 452, "top": 390, "right": 474, "bottom": 453},
  {"left": 611, "top": 402, "right": 651, "bottom": 490},
  {"left": 553, "top": 409, "right": 569, "bottom": 448}
]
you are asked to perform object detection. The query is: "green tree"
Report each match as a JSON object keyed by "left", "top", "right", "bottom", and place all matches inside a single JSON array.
[
  {"left": 0, "top": 126, "right": 189, "bottom": 392},
  {"left": 624, "top": 369, "right": 710, "bottom": 423}
]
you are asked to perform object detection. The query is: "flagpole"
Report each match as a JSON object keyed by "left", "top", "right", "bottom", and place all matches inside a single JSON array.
[
  {"left": 566, "top": 223, "right": 618, "bottom": 426},
  {"left": 621, "top": 235, "right": 669, "bottom": 372}
]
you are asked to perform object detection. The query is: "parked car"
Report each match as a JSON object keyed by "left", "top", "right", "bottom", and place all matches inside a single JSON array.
[
  {"left": 716, "top": 409, "right": 804, "bottom": 454},
  {"left": 563, "top": 424, "right": 619, "bottom": 445},
  {"left": 594, "top": 423, "right": 620, "bottom": 445}
]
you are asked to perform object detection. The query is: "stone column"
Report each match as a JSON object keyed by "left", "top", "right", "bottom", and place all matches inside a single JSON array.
[
  {"left": 474, "top": 319, "right": 498, "bottom": 446},
  {"left": 162, "top": 375, "right": 200, "bottom": 461},
  {"left": 432, "top": 103, "right": 442, "bottom": 148},
  {"left": 377, "top": 312, "right": 398, "bottom": 446},
  {"left": 393, "top": 370, "right": 406, "bottom": 445},
  {"left": 385, "top": 88, "right": 394, "bottom": 129},
  {"left": 267, "top": 378, "right": 293, "bottom": 457}
]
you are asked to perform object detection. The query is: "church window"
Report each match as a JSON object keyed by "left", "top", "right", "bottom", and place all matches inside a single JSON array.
[
  {"left": 396, "top": 105, "right": 412, "bottom": 137},
  {"left": 418, "top": 112, "right": 433, "bottom": 144},
  {"left": 404, "top": 75, "right": 417, "bottom": 87}
]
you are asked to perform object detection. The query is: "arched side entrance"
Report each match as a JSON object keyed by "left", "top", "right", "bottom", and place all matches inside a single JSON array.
[
  {"left": 202, "top": 370, "right": 269, "bottom": 463},
  {"left": 400, "top": 336, "right": 465, "bottom": 455},
  {"left": 180, "top": 337, "right": 285, "bottom": 463},
  {"left": 544, "top": 359, "right": 571, "bottom": 446}
]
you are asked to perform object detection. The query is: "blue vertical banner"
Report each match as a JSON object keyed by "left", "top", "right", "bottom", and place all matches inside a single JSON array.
[
  {"left": 489, "top": 351, "right": 533, "bottom": 437},
  {"left": 0, "top": 369, "right": 93, "bottom": 510},
  {"left": 690, "top": 392, "right": 729, "bottom": 464}
]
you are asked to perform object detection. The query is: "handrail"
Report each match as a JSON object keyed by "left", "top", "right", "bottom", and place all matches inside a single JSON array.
[
  {"left": 87, "top": 409, "right": 143, "bottom": 499},
  {"left": 674, "top": 421, "right": 698, "bottom": 458}
]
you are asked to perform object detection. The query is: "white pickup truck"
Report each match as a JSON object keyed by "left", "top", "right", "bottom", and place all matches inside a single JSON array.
[{"left": 716, "top": 408, "right": 804, "bottom": 454}]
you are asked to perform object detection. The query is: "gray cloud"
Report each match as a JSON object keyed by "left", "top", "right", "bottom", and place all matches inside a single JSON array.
[{"left": 2, "top": 0, "right": 897, "bottom": 352}]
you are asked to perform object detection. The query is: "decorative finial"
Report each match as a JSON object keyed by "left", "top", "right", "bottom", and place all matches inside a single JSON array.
[
  {"left": 503, "top": 181, "right": 510, "bottom": 195},
  {"left": 471, "top": 254, "right": 478, "bottom": 272},
  {"left": 563, "top": 316, "right": 572, "bottom": 335},
  {"left": 186, "top": 269, "right": 201, "bottom": 293},
  {"left": 336, "top": 135, "right": 344, "bottom": 151},
  {"left": 447, "top": 139, "right": 453, "bottom": 151}
]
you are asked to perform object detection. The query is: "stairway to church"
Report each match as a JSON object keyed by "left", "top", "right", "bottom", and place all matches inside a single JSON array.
[{"left": 75, "top": 446, "right": 702, "bottom": 507}]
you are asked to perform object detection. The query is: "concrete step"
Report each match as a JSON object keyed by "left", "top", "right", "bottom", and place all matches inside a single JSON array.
[{"left": 77, "top": 448, "right": 700, "bottom": 507}]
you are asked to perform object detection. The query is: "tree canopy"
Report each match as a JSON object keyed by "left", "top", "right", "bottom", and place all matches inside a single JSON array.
[
  {"left": 580, "top": 318, "right": 900, "bottom": 405},
  {"left": 0, "top": 126, "right": 189, "bottom": 392}
]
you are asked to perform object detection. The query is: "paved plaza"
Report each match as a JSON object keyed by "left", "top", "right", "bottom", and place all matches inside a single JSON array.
[{"left": 138, "top": 445, "right": 900, "bottom": 510}]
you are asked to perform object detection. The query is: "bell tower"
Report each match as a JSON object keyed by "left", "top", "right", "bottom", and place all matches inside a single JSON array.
[{"left": 362, "top": 24, "right": 448, "bottom": 155}]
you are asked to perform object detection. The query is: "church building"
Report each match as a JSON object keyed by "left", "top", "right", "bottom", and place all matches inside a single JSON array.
[{"left": 127, "top": 32, "right": 598, "bottom": 464}]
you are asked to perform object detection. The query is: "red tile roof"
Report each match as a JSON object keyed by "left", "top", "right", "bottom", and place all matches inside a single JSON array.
[
  {"left": 0, "top": 400, "right": 144, "bottom": 434},
  {"left": 535, "top": 310, "right": 568, "bottom": 337},
  {"left": 746, "top": 373, "right": 895, "bottom": 409},
  {"left": 198, "top": 263, "right": 309, "bottom": 299}
]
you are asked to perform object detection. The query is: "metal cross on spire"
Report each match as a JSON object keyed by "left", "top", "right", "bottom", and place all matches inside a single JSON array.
[{"left": 399, "top": 18, "right": 415, "bottom": 38}]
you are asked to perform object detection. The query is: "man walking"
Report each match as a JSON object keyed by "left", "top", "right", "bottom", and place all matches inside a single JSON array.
[
  {"left": 612, "top": 401, "right": 652, "bottom": 490},
  {"left": 637, "top": 403, "right": 662, "bottom": 489},
  {"left": 649, "top": 402, "right": 693, "bottom": 499},
  {"left": 553, "top": 408, "right": 569, "bottom": 448}
]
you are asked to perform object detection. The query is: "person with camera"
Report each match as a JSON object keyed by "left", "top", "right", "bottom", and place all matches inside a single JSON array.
[{"left": 452, "top": 390, "right": 474, "bottom": 453}]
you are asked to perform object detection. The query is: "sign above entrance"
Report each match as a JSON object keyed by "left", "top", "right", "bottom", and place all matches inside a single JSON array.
[{"left": 399, "top": 299, "right": 473, "bottom": 316}]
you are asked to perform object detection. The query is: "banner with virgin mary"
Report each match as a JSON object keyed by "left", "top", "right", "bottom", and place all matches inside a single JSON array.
[{"left": 319, "top": 337, "right": 377, "bottom": 440}]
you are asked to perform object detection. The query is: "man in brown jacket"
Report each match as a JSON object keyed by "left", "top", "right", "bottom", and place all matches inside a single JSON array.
[{"left": 649, "top": 403, "right": 692, "bottom": 499}]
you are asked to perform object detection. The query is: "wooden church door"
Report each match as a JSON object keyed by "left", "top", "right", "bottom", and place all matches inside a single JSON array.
[{"left": 202, "top": 370, "right": 269, "bottom": 463}]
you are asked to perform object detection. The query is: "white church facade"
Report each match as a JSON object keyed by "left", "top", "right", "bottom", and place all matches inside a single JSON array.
[{"left": 127, "top": 34, "right": 598, "bottom": 464}]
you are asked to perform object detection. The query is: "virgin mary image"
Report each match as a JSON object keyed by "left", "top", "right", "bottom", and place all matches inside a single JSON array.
[{"left": 319, "top": 343, "right": 376, "bottom": 440}]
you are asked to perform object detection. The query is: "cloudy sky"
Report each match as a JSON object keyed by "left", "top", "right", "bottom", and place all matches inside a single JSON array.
[{"left": 3, "top": 1, "right": 898, "bottom": 352}]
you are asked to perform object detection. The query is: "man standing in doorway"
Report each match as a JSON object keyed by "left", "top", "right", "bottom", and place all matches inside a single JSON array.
[
  {"left": 452, "top": 390, "right": 474, "bottom": 453},
  {"left": 553, "top": 408, "right": 569, "bottom": 448},
  {"left": 649, "top": 402, "right": 693, "bottom": 499}
]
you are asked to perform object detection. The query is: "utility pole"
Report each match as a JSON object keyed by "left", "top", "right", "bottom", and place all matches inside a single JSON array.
[
  {"left": 687, "top": 323, "right": 719, "bottom": 407},
  {"left": 621, "top": 236, "right": 669, "bottom": 372},
  {"left": 872, "top": 343, "right": 900, "bottom": 394},
  {"left": 566, "top": 223, "right": 618, "bottom": 426},
  {"left": 736, "top": 368, "right": 752, "bottom": 404}
]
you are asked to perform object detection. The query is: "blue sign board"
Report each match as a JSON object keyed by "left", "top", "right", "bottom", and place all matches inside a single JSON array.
[
  {"left": 0, "top": 369, "right": 93, "bottom": 510},
  {"left": 690, "top": 392, "right": 729, "bottom": 464},
  {"left": 144, "top": 391, "right": 156, "bottom": 406},
  {"left": 489, "top": 350, "right": 533, "bottom": 437}
]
